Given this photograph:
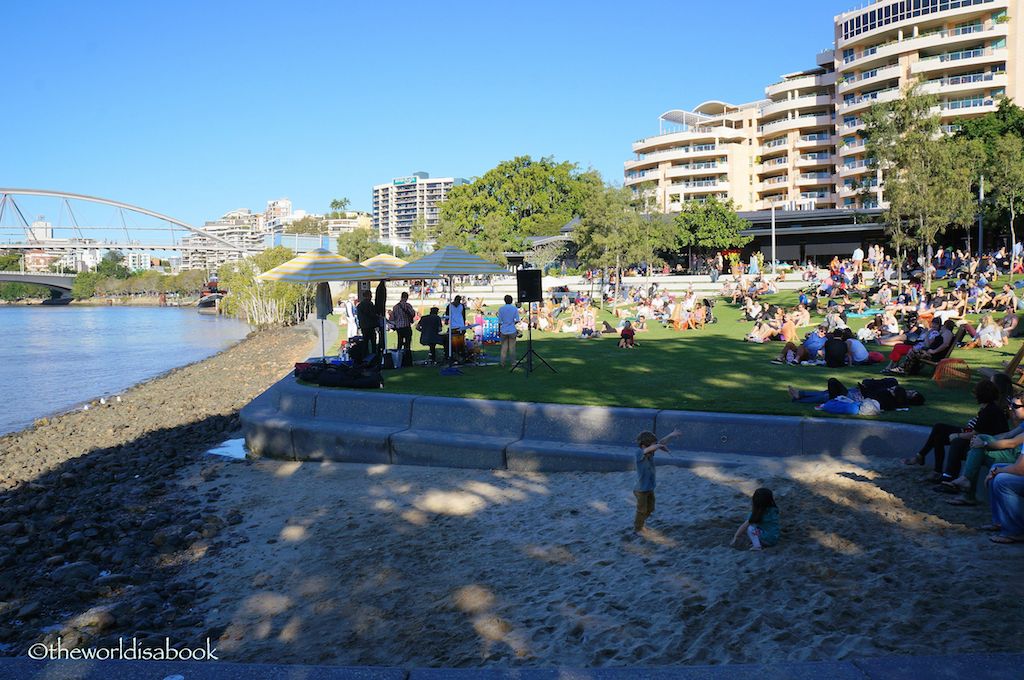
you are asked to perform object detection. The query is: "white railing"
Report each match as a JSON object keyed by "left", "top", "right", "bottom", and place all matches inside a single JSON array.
[{"left": 841, "top": 86, "right": 899, "bottom": 109}]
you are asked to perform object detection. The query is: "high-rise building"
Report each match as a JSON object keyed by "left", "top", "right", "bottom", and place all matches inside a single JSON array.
[
  {"left": 372, "top": 172, "right": 467, "bottom": 246},
  {"left": 626, "top": 0, "right": 1023, "bottom": 214}
]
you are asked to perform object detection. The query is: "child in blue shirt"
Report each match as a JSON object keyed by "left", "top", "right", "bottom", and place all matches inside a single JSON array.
[
  {"left": 731, "top": 488, "right": 780, "bottom": 551},
  {"left": 633, "top": 429, "right": 682, "bottom": 532}
]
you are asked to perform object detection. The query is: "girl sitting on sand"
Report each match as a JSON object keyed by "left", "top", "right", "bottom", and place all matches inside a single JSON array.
[{"left": 731, "top": 488, "right": 780, "bottom": 551}]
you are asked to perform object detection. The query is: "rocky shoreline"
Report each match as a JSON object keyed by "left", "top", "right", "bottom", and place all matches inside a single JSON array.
[{"left": 0, "top": 325, "right": 315, "bottom": 655}]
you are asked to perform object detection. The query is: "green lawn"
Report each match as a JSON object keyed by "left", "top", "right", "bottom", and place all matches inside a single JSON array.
[{"left": 346, "top": 294, "right": 1017, "bottom": 427}]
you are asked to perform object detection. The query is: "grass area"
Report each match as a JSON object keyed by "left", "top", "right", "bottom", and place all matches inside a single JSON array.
[{"left": 335, "top": 294, "right": 1019, "bottom": 427}]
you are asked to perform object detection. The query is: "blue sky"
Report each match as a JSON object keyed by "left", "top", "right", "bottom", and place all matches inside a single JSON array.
[{"left": 8, "top": 0, "right": 844, "bottom": 226}]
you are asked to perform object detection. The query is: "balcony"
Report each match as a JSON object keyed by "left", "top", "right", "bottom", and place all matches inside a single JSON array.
[
  {"left": 674, "top": 180, "right": 730, "bottom": 193},
  {"left": 841, "top": 20, "right": 1007, "bottom": 67},
  {"left": 837, "top": 63, "right": 901, "bottom": 93},
  {"left": 758, "top": 114, "right": 834, "bottom": 135},
  {"left": 664, "top": 163, "right": 727, "bottom": 179},
  {"left": 755, "top": 158, "right": 789, "bottom": 174},
  {"left": 839, "top": 161, "right": 873, "bottom": 177},
  {"left": 838, "top": 139, "right": 866, "bottom": 156},
  {"left": 940, "top": 97, "right": 997, "bottom": 115},
  {"left": 840, "top": 86, "right": 901, "bottom": 112},
  {"left": 760, "top": 94, "right": 834, "bottom": 118},
  {"left": 795, "top": 134, "right": 836, "bottom": 150},
  {"left": 912, "top": 47, "right": 1009, "bottom": 75},
  {"left": 920, "top": 71, "right": 1007, "bottom": 96},
  {"left": 796, "top": 153, "right": 833, "bottom": 167},
  {"left": 761, "top": 175, "right": 789, "bottom": 187},
  {"left": 765, "top": 71, "right": 837, "bottom": 97},
  {"left": 797, "top": 173, "right": 834, "bottom": 186}
]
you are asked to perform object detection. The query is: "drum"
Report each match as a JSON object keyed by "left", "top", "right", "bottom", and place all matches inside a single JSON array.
[{"left": 451, "top": 329, "right": 466, "bottom": 355}]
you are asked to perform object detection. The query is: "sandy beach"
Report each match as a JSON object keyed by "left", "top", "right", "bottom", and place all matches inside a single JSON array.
[{"left": 171, "top": 453, "right": 1021, "bottom": 668}]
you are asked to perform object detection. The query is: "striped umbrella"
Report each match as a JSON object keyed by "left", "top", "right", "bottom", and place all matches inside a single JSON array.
[
  {"left": 391, "top": 246, "right": 508, "bottom": 365},
  {"left": 257, "top": 248, "right": 377, "bottom": 283},
  {"left": 393, "top": 246, "right": 507, "bottom": 278},
  {"left": 257, "top": 249, "right": 377, "bottom": 361},
  {"left": 361, "top": 253, "right": 408, "bottom": 277}
]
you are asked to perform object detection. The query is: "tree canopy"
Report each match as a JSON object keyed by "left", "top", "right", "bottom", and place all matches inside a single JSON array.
[
  {"left": 673, "top": 197, "right": 752, "bottom": 252},
  {"left": 435, "top": 156, "right": 603, "bottom": 261},
  {"left": 864, "top": 84, "right": 982, "bottom": 286},
  {"left": 336, "top": 229, "right": 391, "bottom": 262},
  {"left": 573, "top": 186, "right": 675, "bottom": 274}
]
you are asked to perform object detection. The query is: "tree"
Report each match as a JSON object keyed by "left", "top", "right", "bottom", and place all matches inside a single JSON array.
[
  {"left": 956, "top": 97, "right": 1024, "bottom": 146},
  {"left": 329, "top": 197, "right": 351, "bottom": 213},
  {"left": 336, "top": 229, "right": 390, "bottom": 262},
  {"left": 573, "top": 187, "right": 675, "bottom": 299},
  {"left": 284, "top": 215, "right": 327, "bottom": 235},
  {"left": 71, "top": 271, "right": 104, "bottom": 299},
  {"left": 673, "top": 197, "right": 752, "bottom": 253},
  {"left": 0, "top": 253, "right": 22, "bottom": 271},
  {"left": 96, "top": 250, "right": 130, "bottom": 279},
  {"left": 989, "top": 135, "right": 1024, "bottom": 275},
  {"left": 435, "top": 155, "right": 603, "bottom": 256},
  {"left": 864, "top": 85, "right": 981, "bottom": 289}
]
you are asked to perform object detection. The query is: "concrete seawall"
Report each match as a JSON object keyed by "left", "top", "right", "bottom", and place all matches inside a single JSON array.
[{"left": 241, "top": 375, "right": 931, "bottom": 471}]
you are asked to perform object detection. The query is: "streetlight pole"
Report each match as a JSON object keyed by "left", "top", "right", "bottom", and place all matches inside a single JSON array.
[
  {"left": 771, "top": 203, "right": 777, "bottom": 277},
  {"left": 977, "top": 174, "right": 985, "bottom": 259}
]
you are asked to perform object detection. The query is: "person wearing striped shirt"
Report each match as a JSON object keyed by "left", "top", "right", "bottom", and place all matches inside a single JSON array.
[{"left": 390, "top": 292, "right": 417, "bottom": 353}]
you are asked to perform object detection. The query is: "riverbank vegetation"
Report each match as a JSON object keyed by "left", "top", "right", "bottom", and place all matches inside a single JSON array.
[{"left": 218, "top": 247, "right": 315, "bottom": 327}]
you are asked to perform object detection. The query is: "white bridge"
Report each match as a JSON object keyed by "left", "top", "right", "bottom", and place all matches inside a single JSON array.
[{"left": 0, "top": 189, "right": 253, "bottom": 256}]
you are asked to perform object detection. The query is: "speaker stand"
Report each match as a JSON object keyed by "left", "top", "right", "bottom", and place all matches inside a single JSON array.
[{"left": 510, "top": 311, "right": 555, "bottom": 377}]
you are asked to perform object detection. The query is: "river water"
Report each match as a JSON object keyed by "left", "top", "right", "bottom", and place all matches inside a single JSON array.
[{"left": 0, "top": 306, "right": 251, "bottom": 436}]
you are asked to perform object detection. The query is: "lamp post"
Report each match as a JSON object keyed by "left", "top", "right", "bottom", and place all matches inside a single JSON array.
[
  {"left": 771, "top": 203, "right": 777, "bottom": 277},
  {"left": 977, "top": 174, "right": 985, "bottom": 259}
]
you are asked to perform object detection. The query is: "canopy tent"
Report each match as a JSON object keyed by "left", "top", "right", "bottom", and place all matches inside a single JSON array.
[
  {"left": 391, "top": 246, "right": 508, "bottom": 362},
  {"left": 257, "top": 249, "right": 378, "bottom": 360}
]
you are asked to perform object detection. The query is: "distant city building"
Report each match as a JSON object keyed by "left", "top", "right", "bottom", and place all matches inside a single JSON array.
[
  {"left": 263, "top": 199, "right": 293, "bottom": 233},
  {"left": 372, "top": 172, "right": 467, "bottom": 246},
  {"left": 325, "top": 212, "right": 372, "bottom": 239},
  {"left": 124, "top": 252, "right": 156, "bottom": 272},
  {"left": 23, "top": 249, "right": 60, "bottom": 273},
  {"left": 263, "top": 233, "right": 337, "bottom": 253},
  {"left": 27, "top": 220, "right": 53, "bottom": 241},
  {"left": 180, "top": 208, "right": 270, "bottom": 271}
]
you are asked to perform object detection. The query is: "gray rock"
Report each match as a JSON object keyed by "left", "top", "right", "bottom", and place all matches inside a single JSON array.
[
  {"left": 67, "top": 605, "right": 116, "bottom": 632},
  {"left": 50, "top": 561, "right": 100, "bottom": 584},
  {"left": 16, "top": 601, "right": 40, "bottom": 619}
]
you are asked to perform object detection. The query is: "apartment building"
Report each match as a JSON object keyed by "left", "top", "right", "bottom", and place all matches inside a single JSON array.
[
  {"left": 372, "top": 172, "right": 467, "bottom": 246},
  {"left": 626, "top": 0, "right": 1023, "bottom": 214},
  {"left": 325, "top": 212, "right": 372, "bottom": 238}
]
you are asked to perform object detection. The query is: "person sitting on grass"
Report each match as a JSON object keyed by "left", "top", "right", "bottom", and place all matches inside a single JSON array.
[
  {"left": 731, "top": 488, "right": 780, "bottom": 551},
  {"left": 881, "top": 318, "right": 950, "bottom": 375},
  {"left": 792, "top": 303, "right": 811, "bottom": 328},
  {"left": 844, "top": 329, "right": 874, "bottom": 366},
  {"left": 903, "top": 378, "right": 1008, "bottom": 483},
  {"left": 823, "top": 329, "right": 850, "bottom": 368},
  {"left": 619, "top": 320, "right": 637, "bottom": 349},
  {"left": 632, "top": 429, "right": 683, "bottom": 533},
  {"left": 772, "top": 325, "right": 828, "bottom": 365},
  {"left": 962, "top": 314, "right": 1006, "bottom": 349},
  {"left": 941, "top": 397, "right": 1024, "bottom": 506}
]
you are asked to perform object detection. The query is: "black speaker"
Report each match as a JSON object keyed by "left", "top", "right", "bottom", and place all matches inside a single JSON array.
[{"left": 516, "top": 269, "right": 543, "bottom": 303}]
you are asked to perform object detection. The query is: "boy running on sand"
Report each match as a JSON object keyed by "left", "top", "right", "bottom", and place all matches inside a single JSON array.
[{"left": 633, "top": 429, "right": 683, "bottom": 533}]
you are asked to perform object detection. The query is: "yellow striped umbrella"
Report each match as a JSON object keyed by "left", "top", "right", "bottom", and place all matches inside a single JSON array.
[
  {"left": 257, "top": 248, "right": 377, "bottom": 283},
  {"left": 392, "top": 246, "right": 507, "bottom": 278},
  {"left": 360, "top": 253, "right": 408, "bottom": 278}
]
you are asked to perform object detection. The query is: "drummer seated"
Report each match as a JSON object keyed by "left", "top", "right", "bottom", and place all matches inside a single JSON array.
[{"left": 416, "top": 307, "right": 445, "bottom": 363}]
